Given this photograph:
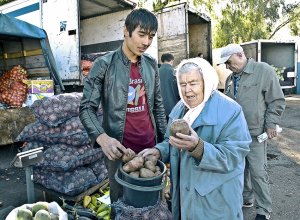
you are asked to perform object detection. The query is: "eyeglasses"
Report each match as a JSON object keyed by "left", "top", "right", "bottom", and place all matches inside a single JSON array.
[{"left": 225, "top": 59, "right": 232, "bottom": 65}]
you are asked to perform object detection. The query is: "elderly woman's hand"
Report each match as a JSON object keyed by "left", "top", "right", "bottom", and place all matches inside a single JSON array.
[
  {"left": 138, "top": 148, "right": 161, "bottom": 159},
  {"left": 169, "top": 127, "right": 199, "bottom": 151}
]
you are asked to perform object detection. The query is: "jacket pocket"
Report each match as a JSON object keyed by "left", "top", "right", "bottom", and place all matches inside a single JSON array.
[{"left": 240, "top": 84, "right": 258, "bottom": 100}]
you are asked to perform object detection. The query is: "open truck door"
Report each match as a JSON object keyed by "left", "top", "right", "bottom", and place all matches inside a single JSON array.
[{"left": 41, "top": 0, "right": 80, "bottom": 85}]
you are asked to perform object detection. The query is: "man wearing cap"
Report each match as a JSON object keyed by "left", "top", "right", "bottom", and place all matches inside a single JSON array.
[{"left": 219, "top": 44, "right": 286, "bottom": 220}]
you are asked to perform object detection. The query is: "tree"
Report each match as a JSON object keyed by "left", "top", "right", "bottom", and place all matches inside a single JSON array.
[
  {"left": 152, "top": 0, "right": 178, "bottom": 12},
  {"left": 0, "top": 0, "right": 16, "bottom": 6},
  {"left": 193, "top": 0, "right": 300, "bottom": 48}
]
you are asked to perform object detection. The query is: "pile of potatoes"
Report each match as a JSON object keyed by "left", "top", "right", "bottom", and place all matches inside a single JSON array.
[{"left": 122, "top": 154, "right": 162, "bottom": 178}]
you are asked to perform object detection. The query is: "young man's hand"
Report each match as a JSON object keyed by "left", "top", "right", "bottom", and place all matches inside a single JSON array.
[{"left": 96, "top": 133, "right": 129, "bottom": 160}]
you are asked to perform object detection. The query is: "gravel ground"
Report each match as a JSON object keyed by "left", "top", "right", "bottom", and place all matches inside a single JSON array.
[{"left": 243, "top": 95, "right": 300, "bottom": 220}]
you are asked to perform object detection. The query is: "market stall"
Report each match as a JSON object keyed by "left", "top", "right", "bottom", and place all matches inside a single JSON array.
[{"left": 0, "top": 13, "right": 64, "bottom": 146}]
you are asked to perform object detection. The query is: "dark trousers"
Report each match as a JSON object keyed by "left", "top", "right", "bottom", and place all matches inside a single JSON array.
[{"left": 104, "top": 157, "right": 123, "bottom": 219}]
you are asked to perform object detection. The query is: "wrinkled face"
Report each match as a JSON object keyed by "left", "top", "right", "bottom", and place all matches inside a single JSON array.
[
  {"left": 179, "top": 69, "right": 204, "bottom": 108},
  {"left": 123, "top": 25, "right": 155, "bottom": 59},
  {"left": 225, "top": 53, "right": 245, "bottom": 73}
]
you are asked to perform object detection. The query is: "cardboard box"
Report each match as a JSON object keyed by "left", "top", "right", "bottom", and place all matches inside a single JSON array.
[
  {"left": 25, "top": 93, "right": 54, "bottom": 106},
  {"left": 23, "top": 80, "right": 54, "bottom": 94}
]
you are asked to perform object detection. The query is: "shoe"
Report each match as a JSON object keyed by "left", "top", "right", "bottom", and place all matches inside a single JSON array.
[
  {"left": 255, "top": 214, "right": 270, "bottom": 220},
  {"left": 242, "top": 202, "right": 253, "bottom": 208}
]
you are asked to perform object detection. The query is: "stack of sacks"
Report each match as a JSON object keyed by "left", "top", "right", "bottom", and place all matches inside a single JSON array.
[{"left": 17, "top": 92, "right": 108, "bottom": 196}]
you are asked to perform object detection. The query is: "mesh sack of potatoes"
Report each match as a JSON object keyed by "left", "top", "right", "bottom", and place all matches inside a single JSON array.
[
  {"left": 113, "top": 200, "right": 172, "bottom": 220},
  {"left": 30, "top": 92, "right": 103, "bottom": 127},
  {"left": 33, "top": 166, "right": 99, "bottom": 196},
  {"left": 89, "top": 159, "right": 108, "bottom": 183},
  {"left": 33, "top": 143, "right": 104, "bottom": 172},
  {"left": 21, "top": 141, "right": 49, "bottom": 151},
  {"left": 17, "top": 116, "right": 91, "bottom": 146}
]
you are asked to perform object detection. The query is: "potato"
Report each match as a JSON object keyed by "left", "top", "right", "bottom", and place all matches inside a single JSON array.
[
  {"left": 139, "top": 168, "right": 156, "bottom": 178},
  {"left": 169, "top": 119, "right": 190, "bottom": 137},
  {"left": 145, "top": 155, "right": 158, "bottom": 165},
  {"left": 154, "top": 170, "right": 162, "bottom": 176},
  {"left": 155, "top": 165, "right": 161, "bottom": 172},
  {"left": 122, "top": 149, "right": 136, "bottom": 163},
  {"left": 129, "top": 171, "right": 140, "bottom": 178},
  {"left": 144, "top": 160, "right": 156, "bottom": 172},
  {"left": 122, "top": 156, "right": 144, "bottom": 173}
]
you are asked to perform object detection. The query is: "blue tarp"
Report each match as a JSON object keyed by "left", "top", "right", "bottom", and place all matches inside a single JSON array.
[{"left": 0, "top": 13, "right": 64, "bottom": 91}]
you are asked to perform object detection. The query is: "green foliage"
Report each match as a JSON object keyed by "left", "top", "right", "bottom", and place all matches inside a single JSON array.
[
  {"left": 0, "top": 0, "right": 16, "bottom": 6},
  {"left": 152, "top": 0, "right": 177, "bottom": 12},
  {"left": 287, "top": 2, "right": 300, "bottom": 36},
  {"left": 271, "top": 65, "right": 285, "bottom": 81},
  {"left": 193, "top": 0, "right": 299, "bottom": 48}
]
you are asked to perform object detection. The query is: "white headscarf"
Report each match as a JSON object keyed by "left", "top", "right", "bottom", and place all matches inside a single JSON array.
[{"left": 175, "top": 58, "right": 219, "bottom": 126}]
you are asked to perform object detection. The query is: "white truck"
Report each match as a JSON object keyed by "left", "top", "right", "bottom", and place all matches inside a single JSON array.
[
  {"left": 0, "top": 0, "right": 138, "bottom": 89},
  {"left": 156, "top": 2, "right": 212, "bottom": 66},
  {"left": 241, "top": 40, "right": 298, "bottom": 91},
  {"left": 213, "top": 39, "right": 299, "bottom": 93},
  {"left": 1, "top": 0, "right": 212, "bottom": 90}
]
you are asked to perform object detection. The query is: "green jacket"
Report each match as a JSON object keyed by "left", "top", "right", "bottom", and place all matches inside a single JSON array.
[
  {"left": 79, "top": 47, "right": 167, "bottom": 146},
  {"left": 225, "top": 58, "right": 286, "bottom": 136}
]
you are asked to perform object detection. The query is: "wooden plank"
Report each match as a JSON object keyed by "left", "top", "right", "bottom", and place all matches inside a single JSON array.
[
  {"left": 0, "top": 48, "right": 43, "bottom": 59},
  {"left": 34, "top": 179, "right": 109, "bottom": 203},
  {"left": 23, "top": 49, "right": 43, "bottom": 57}
]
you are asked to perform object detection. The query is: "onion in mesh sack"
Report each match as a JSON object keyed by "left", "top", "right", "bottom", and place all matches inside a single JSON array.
[{"left": 0, "top": 65, "right": 28, "bottom": 108}]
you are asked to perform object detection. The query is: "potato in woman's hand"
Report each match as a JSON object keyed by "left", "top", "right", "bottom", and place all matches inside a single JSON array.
[{"left": 170, "top": 119, "right": 190, "bottom": 137}]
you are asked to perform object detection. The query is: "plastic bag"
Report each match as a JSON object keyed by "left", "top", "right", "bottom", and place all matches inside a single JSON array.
[{"left": 5, "top": 201, "right": 68, "bottom": 220}]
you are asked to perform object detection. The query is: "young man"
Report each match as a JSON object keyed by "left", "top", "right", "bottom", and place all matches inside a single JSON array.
[
  {"left": 219, "top": 44, "right": 286, "bottom": 220},
  {"left": 159, "top": 53, "right": 180, "bottom": 121},
  {"left": 79, "top": 8, "right": 167, "bottom": 212}
]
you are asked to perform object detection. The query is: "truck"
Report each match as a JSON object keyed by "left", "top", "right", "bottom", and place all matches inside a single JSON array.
[
  {"left": 213, "top": 40, "right": 299, "bottom": 94},
  {"left": 1, "top": 0, "right": 212, "bottom": 90},
  {"left": 156, "top": 2, "right": 212, "bottom": 66},
  {"left": 241, "top": 40, "right": 298, "bottom": 92},
  {"left": 0, "top": 0, "right": 138, "bottom": 90}
]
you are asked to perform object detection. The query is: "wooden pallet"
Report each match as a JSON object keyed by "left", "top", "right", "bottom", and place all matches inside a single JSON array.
[{"left": 34, "top": 179, "right": 109, "bottom": 203}]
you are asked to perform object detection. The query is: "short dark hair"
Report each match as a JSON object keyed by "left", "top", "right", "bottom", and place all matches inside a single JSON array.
[
  {"left": 161, "top": 53, "right": 174, "bottom": 62},
  {"left": 125, "top": 8, "right": 158, "bottom": 37}
]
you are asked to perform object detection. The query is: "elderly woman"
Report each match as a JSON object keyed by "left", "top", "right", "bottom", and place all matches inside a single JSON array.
[{"left": 139, "top": 58, "right": 251, "bottom": 220}]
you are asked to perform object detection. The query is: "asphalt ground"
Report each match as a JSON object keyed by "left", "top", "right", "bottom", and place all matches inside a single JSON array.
[{"left": 0, "top": 95, "right": 300, "bottom": 220}]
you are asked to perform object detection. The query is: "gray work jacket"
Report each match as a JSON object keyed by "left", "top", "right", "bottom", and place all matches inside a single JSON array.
[{"left": 225, "top": 58, "right": 286, "bottom": 136}]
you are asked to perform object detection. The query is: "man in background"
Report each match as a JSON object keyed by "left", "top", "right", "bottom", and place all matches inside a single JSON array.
[
  {"left": 159, "top": 53, "right": 180, "bottom": 121},
  {"left": 198, "top": 52, "right": 204, "bottom": 58},
  {"left": 219, "top": 44, "right": 286, "bottom": 220}
]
